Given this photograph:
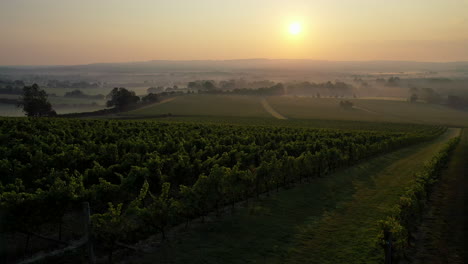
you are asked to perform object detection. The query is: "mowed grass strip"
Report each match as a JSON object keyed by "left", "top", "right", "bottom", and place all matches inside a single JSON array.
[
  {"left": 130, "top": 128, "right": 460, "bottom": 264},
  {"left": 411, "top": 129, "right": 468, "bottom": 264},
  {"left": 124, "top": 95, "right": 271, "bottom": 118},
  {"left": 280, "top": 128, "right": 459, "bottom": 264}
]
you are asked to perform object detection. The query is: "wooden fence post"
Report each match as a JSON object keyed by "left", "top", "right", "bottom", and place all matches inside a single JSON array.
[{"left": 83, "top": 202, "right": 96, "bottom": 264}]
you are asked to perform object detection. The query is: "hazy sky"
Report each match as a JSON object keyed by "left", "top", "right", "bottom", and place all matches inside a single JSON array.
[{"left": 1, "top": 0, "right": 468, "bottom": 65}]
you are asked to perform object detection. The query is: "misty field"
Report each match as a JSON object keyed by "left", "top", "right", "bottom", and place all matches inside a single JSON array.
[
  {"left": 267, "top": 96, "right": 468, "bottom": 126},
  {"left": 120, "top": 94, "right": 468, "bottom": 127}
]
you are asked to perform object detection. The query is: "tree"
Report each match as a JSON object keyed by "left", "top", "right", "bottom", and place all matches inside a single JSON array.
[
  {"left": 106, "top": 87, "right": 140, "bottom": 110},
  {"left": 420, "top": 88, "right": 441, "bottom": 104},
  {"left": 141, "top": 93, "right": 160, "bottom": 104},
  {"left": 17, "top": 84, "right": 56, "bottom": 117},
  {"left": 339, "top": 100, "right": 354, "bottom": 109},
  {"left": 187, "top": 81, "right": 201, "bottom": 90},
  {"left": 202, "top": 81, "right": 216, "bottom": 91},
  {"left": 447, "top": 95, "right": 466, "bottom": 109},
  {"left": 386, "top": 77, "right": 400, "bottom": 87},
  {"left": 147, "top": 86, "right": 164, "bottom": 94}
]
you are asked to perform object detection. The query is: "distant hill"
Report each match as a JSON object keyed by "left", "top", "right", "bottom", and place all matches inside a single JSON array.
[{"left": 1, "top": 59, "right": 468, "bottom": 75}]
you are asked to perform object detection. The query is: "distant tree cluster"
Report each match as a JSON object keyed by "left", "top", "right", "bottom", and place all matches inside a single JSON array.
[
  {"left": 188, "top": 80, "right": 217, "bottom": 91},
  {"left": 64, "top": 89, "right": 104, "bottom": 100},
  {"left": 339, "top": 100, "right": 354, "bottom": 109},
  {"left": 106, "top": 88, "right": 140, "bottom": 110},
  {"left": 189, "top": 80, "right": 356, "bottom": 97},
  {"left": 386, "top": 77, "right": 401, "bottom": 87},
  {"left": 409, "top": 93, "right": 418, "bottom": 103},
  {"left": 147, "top": 87, "right": 165, "bottom": 94},
  {"left": 286, "top": 81, "right": 355, "bottom": 97},
  {"left": 199, "top": 83, "right": 285, "bottom": 96},
  {"left": 352, "top": 77, "right": 369, "bottom": 87},
  {"left": 409, "top": 87, "right": 441, "bottom": 104},
  {"left": 141, "top": 93, "right": 160, "bottom": 104},
  {"left": 447, "top": 95, "right": 468, "bottom": 109},
  {"left": 375, "top": 77, "right": 401, "bottom": 87},
  {"left": 147, "top": 86, "right": 182, "bottom": 94},
  {"left": 0, "top": 79, "right": 26, "bottom": 94},
  {"left": 17, "top": 84, "right": 56, "bottom": 117},
  {"left": 217, "top": 79, "right": 275, "bottom": 90},
  {"left": 47, "top": 80, "right": 100, "bottom": 89},
  {"left": 105, "top": 88, "right": 184, "bottom": 112}
]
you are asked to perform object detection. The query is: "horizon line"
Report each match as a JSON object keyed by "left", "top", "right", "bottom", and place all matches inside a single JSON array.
[{"left": 1, "top": 58, "right": 468, "bottom": 68}]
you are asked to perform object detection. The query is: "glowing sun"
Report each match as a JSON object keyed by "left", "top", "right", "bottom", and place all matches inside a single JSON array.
[{"left": 289, "top": 22, "right": 302, "bottom": 35}]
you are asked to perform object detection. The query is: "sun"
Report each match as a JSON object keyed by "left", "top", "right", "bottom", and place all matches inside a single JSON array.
[{"left": 289, "top": 22, "right": 302, "bottom": 35}]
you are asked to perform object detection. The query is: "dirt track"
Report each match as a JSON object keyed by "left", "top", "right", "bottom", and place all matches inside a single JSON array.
[{"left": 260, "top": 98, "right": 287, "bottom": 119}]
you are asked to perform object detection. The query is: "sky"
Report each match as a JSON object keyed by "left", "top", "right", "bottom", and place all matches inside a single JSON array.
[{"left": 1, "top": 0, "right": 468, "bottom": 65}]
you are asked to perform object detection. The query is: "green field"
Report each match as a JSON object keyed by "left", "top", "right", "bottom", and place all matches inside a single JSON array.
[
  {"left": 268, "top": 96, "right": 468, "bottom": 126},
  {"left": 120, "top": 95, "right": 468, "bottom": 127},
  {"left": 126, "top": 95, "right": 271, "bottom": 118},
  {"left": 129, "top": 128, "right": 460, "bottom": 264}
]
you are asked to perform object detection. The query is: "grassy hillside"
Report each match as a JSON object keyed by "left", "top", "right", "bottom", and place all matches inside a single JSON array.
[
  {"left": 128, "top": 129, "right": 459, "bottom": 264},
  {"left": 126, "top": 95, "right": 271, "bottom": 118},
  {"left": 121, "top": 95, "right": 468, "bottom": 127}
]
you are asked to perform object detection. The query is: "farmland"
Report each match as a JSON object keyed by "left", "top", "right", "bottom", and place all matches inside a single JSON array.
[
  {"left": 268, "top": 96, "right": 468, "bottom": 127},
  {"left": 2, "top": 1, "right": 468, "bottom": 263},
  {"left": 121, "top": 95, "right": 468, "bottom": 127},
  {"left": 1, "top": 80, "right": 468, "bottom": 264},
  {"left": 126, "top": 95, "right": 271, "bottom": 118},
  {"left": 128, "top": 128, "right": 460, "bottom": 264},
  {"left": 0, "top": 117, "right": 448, "bottom": 263}
]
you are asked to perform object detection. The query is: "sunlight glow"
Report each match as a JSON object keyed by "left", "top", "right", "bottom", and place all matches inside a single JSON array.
[{"left": 289, "top": 22, "right": 302, "bottom": 35}]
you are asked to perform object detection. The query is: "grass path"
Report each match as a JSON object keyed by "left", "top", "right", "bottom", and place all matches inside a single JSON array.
[
  {"left": 279, "top": 128, "right": 459, "bottom": 264},
  {"left": 352, "top": 105, "right": 379, "bottom": 114},
  {"left": 134, "top": 97, "right": 177, "bottom": 111},
  {"left": 410, "top": 129, "right": 468, "bottom": 264},
  {"left": 260, "top": 98, "right": 287, "bottom": 119},
  {"left": 127, "top": 128, "right": 459, "bottom": 264}
]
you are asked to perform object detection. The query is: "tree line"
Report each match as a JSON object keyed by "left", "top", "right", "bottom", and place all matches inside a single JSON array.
[{"left": 16, "top": 84, "right": 166, "bottom": 117}]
